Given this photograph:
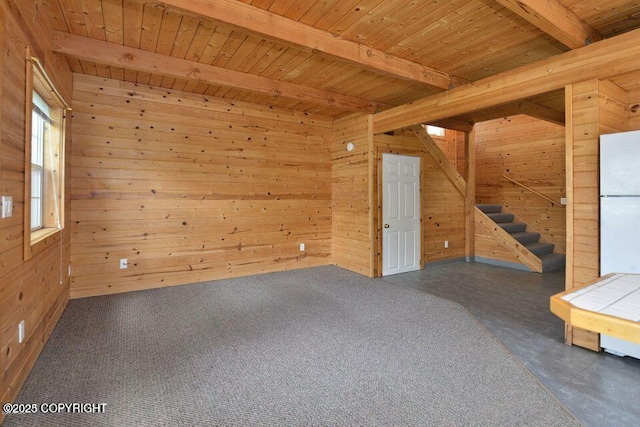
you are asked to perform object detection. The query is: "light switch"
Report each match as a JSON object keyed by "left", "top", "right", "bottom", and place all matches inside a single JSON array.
[{"left": 2, "top": 196, "right": 13, "bottom": 218}]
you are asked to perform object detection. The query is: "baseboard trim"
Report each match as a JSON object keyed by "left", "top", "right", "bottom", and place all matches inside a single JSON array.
[
  {"left": 474, "top": 256, "right": 533, "bottom": 272},
  {"left": 423, "top": 257, "right": 467, "bottom": 267}
]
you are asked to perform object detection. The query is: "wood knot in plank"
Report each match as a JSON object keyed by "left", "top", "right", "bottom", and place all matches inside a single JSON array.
[{"left": 188, "top": 68, "right": 201, "bottom": 79}]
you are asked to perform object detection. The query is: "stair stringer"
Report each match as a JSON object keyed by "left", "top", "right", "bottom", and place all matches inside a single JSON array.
[
  {"left": 500, "top": 205, "right": 565, "bottom": 255},
  {"left": 475, "top": 207, "right": 543, "bottom": 273}
]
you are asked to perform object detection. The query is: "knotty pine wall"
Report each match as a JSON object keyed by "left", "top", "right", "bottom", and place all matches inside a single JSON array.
[
  {"left": 374, "top": 133, "right": 466, "bottom": 265},
  {"left": 628, "top": 90, "right": 640, "bottom": 129},
  {"left": 70, "top": 74, "right": 332, "bottom": 298},
  {"left": 475, "top": 115, "right": 566, "bottom": 251},
  {"left": 566, "top": 80, "right": 628, "bottom": 291},
  {"left": 430, "top": 130, "right": 459, "bottom": 167},
  {"left": 565, "top": 79, "right": 629, "bottom": 350},
  {"left": 331, "top": 117, "right": 466, "bottom": 277},
  {"left": 331, "top": 114, "right": 372, "bottom": 276},
  {"left": 0, "top": 1, "right": 72, "bottom": 411}
]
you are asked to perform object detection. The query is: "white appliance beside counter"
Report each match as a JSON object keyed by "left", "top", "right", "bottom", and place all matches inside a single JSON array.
[{"left": 600, "top": 130, "right": 640, "bottom": 358}]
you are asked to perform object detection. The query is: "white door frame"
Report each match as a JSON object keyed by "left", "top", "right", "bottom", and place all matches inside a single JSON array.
[{"left": 381, "top": 153, "right": 421, "bottom": 276}]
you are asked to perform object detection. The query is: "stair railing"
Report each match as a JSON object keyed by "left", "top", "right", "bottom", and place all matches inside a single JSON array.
[{"left": 502, "top": 175, "right": 565, "bottom": 208}]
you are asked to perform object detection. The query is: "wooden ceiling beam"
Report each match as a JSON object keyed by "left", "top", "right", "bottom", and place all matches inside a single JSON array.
[
  {"left": 146, "top": 0, "right": 466, "bottom": 91},
  {"left": 514, "top": 100, "right": 565, "bottom": 125},
  {"left": 455, "top": 100, "right": 565, "bottom": 126},
  {"left": 427, "top": 118, "right": 475, "bottom": 133},
  {"left": 373, "top": 28, "right": 640, "bottom": 134},
  {"left": 51, "top": 31, "right": 385, "bottom": 113},
  {"left": 495, "top": 0, "right": 602, "bottom": 49}
]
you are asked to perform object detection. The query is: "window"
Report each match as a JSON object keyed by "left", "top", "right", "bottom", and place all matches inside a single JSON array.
[
  {"left": 426, "top": 125, "right": 445, "bottom": 137},
  {"left": 31, "top": 91, "right": 49, "bottom": 231},
  {"left": 24, "top": 56, "right": 69, "bottom": 259}
]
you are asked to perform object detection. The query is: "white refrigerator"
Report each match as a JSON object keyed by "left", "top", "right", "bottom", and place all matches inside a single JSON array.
[{"left": 600, "top": 130, "right": 640, "bottom": 358}]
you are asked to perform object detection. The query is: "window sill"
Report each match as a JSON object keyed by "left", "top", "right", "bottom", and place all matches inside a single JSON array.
[
  {"left": 27, "top": 227, "right": 62, "bottom": 260},
  {"left": 31, "top": 227, "right": 61, "bottom": 244}
]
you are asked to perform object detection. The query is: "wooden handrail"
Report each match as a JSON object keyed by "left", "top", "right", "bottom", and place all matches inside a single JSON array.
[{"left": 502, "top": 175, "right": 565, "bottom": 208}]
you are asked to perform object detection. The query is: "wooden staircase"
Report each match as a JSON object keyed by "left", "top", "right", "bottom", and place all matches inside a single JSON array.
[{"left": 475, "top": 204, "right": 565, "bottom": 273}]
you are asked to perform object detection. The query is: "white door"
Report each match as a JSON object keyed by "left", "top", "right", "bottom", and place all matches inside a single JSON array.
[{"left": 382, "top": 154, "right": 421, "bottom": 276}]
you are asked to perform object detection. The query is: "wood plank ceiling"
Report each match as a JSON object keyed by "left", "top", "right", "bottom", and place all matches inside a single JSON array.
[{"left": 46, "top": 0, "right": 640, "bottom": 124}]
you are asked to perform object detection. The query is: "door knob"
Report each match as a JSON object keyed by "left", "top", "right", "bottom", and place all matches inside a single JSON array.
[{"left": 384, "top": 224, "right": 390, "bottom": 228}]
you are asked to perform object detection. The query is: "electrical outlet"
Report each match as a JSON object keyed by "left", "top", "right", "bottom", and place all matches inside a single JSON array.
[
  {"left": 560, "top": 197, "right": 567, "bottom": 205},
  {"left": 444, "top": 240, "right": 449, "bottom": 249},
  {"left": 120, "top": 258, "right": 128, "bottom": 269},
  {"left": 2, "top": 196, "right": 13, "bottom": 218},
  {"left": 18, "top": 321, "right": 25, "bottom": 344},
  {"left": 299, "top": 243, "right": 305, "bottom": 251}
]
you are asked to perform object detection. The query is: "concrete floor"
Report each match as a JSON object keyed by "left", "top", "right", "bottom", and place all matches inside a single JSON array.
[{"left": 383, "top": 261, "right": 640, "bottom": 427}]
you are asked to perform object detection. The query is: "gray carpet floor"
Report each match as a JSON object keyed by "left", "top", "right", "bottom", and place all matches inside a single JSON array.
[{"left": 4, "top": 266, "right": 581, "bottom": 426}]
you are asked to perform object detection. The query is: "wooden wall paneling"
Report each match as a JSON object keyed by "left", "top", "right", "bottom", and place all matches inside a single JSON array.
[
  {"left": 630, "top": 90, "right": 640, "bottom": 129},
  {"left": 475, "top": 115, "right": 567, "bottom": 251},
  {"left": 456, "top": 131, "right": 466, "bottom": 177},
  {"left": 331, "top": 113, "right": 372, "bottom": 276},
  {"left": 0, "top": 2, "right": 72, "bottom": 417},
  {"left": 429, "top": 131, "right": 457, "bottom": 166},
  {"left": 409, "top": 126, "right": 466, "bottom": 197},
  {"left": 3, "top": 0, "right": 71, "bottom": 97},
  {"left": 598, "top": 81, "right": 630, "bottom": 133},
  {"left": 465, "top": 129, "right": 475, "bottom": 260},
  {"left": 373, "top": 132, "right": 466, "bottom": 266},
  {"left": 367, "top": 116, "right": 376, "bottom": 277},
  {"left": 374, "top": 149, "right": 383, "bottom": 275},
  {"left": 69, "top": 74, "right": 332, "bottom": 297},
  {"left": 70, "top": 73, "right": 333, "bottom": 125},
  {"left": 565, "top": 79, "right": 629, "bottom": 350}
]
